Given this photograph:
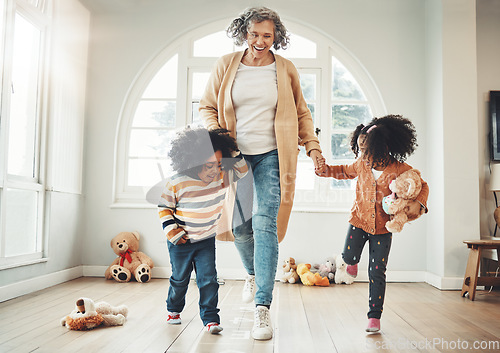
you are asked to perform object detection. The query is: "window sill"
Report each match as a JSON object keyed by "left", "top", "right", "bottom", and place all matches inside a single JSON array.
[
  {"left": 292, "top": 205, "right": 351, "bottom": 213},
  {"left": 111, "top": 199, "right": 351, "bottom": 213},
  {"left": 0, "top": 257, "right": 48, "bottom": 270},
  {"left": 110, "top": 201, "right": 155, "bottom": 209}
]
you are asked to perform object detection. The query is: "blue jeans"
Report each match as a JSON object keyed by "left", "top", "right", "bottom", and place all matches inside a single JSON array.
[
  {"left": 232, "top": 149, "right": 280, "bottom": 306},
  {"left": 166, "top": 237, "right": 220, "bottom": 325}
]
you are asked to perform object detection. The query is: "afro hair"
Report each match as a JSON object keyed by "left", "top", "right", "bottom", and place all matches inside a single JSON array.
[
  {"left": 350, "top": 114, "right": 417, "bottom": 166},
  {"left": 168, "top": 127, "right": 239, "bottom": 178}
]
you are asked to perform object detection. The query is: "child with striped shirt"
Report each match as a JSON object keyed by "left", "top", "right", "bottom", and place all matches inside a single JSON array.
[{"left": 158, "top": 127, "right": 248, "bottom": 334}]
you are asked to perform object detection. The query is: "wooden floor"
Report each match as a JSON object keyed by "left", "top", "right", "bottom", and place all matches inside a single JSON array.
[{"left": 1, "top": 278, "right": 500, "bottom": 353}]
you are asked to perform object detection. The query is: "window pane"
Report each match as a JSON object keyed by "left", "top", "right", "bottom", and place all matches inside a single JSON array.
[
  {"left": 193, "top": 31, "right": 234, "bottom": 57},
  {"left": 129, "top": 129, "right": 176, "bottom": 158},
  {"left": 297, "top": 145, "right": 307, "bottom": 160},
  {"left": 276, "top": 33, "right": 316, "bottom": 58},
  {"left": 332, "top": 57, "right": 366, "bottom": 100},
  {"left": 295, "top": 160, "right": 315, "bottom": 190},
  {"left": 128, "top": 158, "right": 171, "bottom": 187},
  {"left": 5, "top": 188, "right": 38, "bottom": 256},
  {"left": 300, "top": 73, "right": 316, "bottom": 101},
  {"left": 192, "top": 72, "right": 210, "bottom": 100},
  {"left": 142, "top": 55, "right": 177, "bottom": 98},
  {"left": 192, "top": 102, "right": 203, "bottom": 125},
  {"left": 331, "top": 178, "right": 355, "bottom": 190},
  {"left": 331, "top": 133, "right": 353, "bottom": 160},
  {"left": 132, "top": 101, "right": 176, "bottom": 128},
  {"left": 7, "top": 14, "right": 41, "bottom": 178},
  {"left": 332, "top": 104, "right": 372, "bottom": 130}
]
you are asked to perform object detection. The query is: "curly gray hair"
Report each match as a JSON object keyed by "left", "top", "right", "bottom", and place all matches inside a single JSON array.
[{"left": 226, "top": 7, "right": 290, "bottom": 50}]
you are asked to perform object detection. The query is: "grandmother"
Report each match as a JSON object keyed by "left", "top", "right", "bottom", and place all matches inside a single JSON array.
[{"left": 199, "top": 6, "right": 325, "bottom": 341}]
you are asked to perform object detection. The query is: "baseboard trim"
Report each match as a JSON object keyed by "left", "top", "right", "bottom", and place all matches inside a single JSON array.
[
  {"left": 425, "top": 272, "right": 466, "bottom": 290},
  {"left": 0, "top": 266, "right": 83, "bottom": 303},
  {"left": 1, "top": 267, "right": 465, "bottom": 302},
  {"left": 83, "top": 266, "right": 463, "bottom": 289}
]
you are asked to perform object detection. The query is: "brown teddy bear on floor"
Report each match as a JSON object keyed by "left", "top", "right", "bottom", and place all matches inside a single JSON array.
[
  {"left": 104, "top": 231, "right": 154, "bottom": 283},
  {"left": 61, "top": 297, "right": 128, "bottom": 330}
]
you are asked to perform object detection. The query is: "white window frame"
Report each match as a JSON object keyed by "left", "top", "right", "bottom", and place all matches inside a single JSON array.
[
  {"left": 113, "top": 19, "right": 386, "bottom": 211},
  {"left": 0, "top": 0, "right": 50, "bottom": 268}
]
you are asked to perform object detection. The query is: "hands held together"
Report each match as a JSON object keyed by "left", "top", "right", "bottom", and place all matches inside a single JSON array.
[{"left": 309, "top": 149, "right": 327, "bottom": 175}]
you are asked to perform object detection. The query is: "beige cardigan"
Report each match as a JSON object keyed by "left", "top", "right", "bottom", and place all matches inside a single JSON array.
[{"left": 199, "top": 50, "right": 321, "bottom": 242}]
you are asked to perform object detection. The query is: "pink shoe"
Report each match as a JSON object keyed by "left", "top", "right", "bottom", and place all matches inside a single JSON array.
[
  {"left": 346, "top": 263, "right": 358, "bottom": 278},
  {"left": 366, "top": 318, "right": 380, "bottom": 332}
]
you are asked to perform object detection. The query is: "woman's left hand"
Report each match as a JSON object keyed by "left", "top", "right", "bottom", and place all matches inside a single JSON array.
[{"left": 309, "top": 149, "right": 326, "bottom": 173}]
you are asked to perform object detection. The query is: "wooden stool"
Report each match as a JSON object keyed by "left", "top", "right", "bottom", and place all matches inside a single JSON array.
[{"left": 461, "top": 240, "right": 500, "bottom": 300}]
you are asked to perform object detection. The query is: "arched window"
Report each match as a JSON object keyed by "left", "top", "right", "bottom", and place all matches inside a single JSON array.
[{"left": 114, "top": 19, "right": 385, "bottom": 210}]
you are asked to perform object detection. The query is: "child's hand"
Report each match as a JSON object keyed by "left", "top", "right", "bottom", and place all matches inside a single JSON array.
[
  {"left": 313, "top": 156, "right": 328, "bottom": 176},
  {"left": 310, "top": 150, "right": 326, "bottom": 174},
  {"left": 176, "top": 234, "right": 189, "bottom": 245}
]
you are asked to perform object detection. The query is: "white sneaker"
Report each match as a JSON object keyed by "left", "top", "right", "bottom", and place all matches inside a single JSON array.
[
  {"left": 252, "top": 306, "right": 273, "bottom": 340},
  {"left": 167, "top": 312, "right": 181, "bottom": 325},
  {"left": 242, "top": 274, "right": 255, "bottom": 303},
  {"left": 206, "top": 322, "right": 223, "bottom": 334}
]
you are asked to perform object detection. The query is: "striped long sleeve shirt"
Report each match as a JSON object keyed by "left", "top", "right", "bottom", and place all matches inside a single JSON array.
[{"left": 158, "top": 155, "right": 248, "bottom": 244}]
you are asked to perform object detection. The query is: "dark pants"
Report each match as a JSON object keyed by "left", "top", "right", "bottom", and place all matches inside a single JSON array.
[
  {"left": 166, "top": 237, "right": 220, "bottom": 325},
  {"left": 342, "top": 225, "right": 392, "bottom": 319}
]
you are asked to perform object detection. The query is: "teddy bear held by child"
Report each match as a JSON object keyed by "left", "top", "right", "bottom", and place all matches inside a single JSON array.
[
  {"left": 104, "top": 231, "right": 154, "bottom": 283},
  {"left": 383, "top": 169, "right": 425, "bottom": 233}
]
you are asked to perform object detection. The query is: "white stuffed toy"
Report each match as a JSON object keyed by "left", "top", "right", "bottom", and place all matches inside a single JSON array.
[
  {"left": 61, "top": 297, "right": 128, "bottom": 330},
  {"left": 334, "top": 254, "right": 354, "bottom": 285}
]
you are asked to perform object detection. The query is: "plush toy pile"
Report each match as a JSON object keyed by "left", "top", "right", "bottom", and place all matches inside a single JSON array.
[
  {"left": 313, "top": 256, "right": 337, "bottom": 283},
  {"left": 61, "top": 297, "right": 128, "bottom": 330},
  {"left": 105, "top": 231, "right": 154, "bottom": 283},
  {"left": 296, "top": 263, "right": 330, "bottom": 286},
  {"left": 280, "top": 257, "right": 300, "bottom": 284},
  {"left": 383, "top": 169, "right": 425, "bottom": 233}
]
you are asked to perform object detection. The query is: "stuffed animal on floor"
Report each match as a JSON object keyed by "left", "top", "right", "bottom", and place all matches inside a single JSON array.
[
  {"left": 61, "top": 297, "right": 128, "bottom": 330},
  {"left": 296, "top": 263, "right": 330, "bottom": 286},
  {"left": 280, "top": 257, "right": 300, "bottom": 284},
  {"left": 334, "top": 254, "right": 354, "bottom": 285},
  {"left": 312, "top": 256, "right": 337, "bottom": 283},
  {"left": 383, "top": 169, "right": 425, "bottom": 233},
  {"left": 105, "top": 231, "right": 154, "bottom": 283}
]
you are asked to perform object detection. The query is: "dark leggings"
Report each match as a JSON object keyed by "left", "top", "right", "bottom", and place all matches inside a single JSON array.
[{"left": 342, "top": 225, "right": 392, "bottom": 319}]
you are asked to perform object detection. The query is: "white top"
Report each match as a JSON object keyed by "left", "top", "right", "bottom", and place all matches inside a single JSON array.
[
  {"left": 231, "top": 62, "right": 278, "bottom": 155},
  {"left": 372, "top": 168, "right": 383, "bottom": 180}
]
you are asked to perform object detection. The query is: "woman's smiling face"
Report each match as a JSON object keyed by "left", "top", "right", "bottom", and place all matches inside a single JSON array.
[{"left": 246, "top": 20, "right": 275, "bottom": 59}]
